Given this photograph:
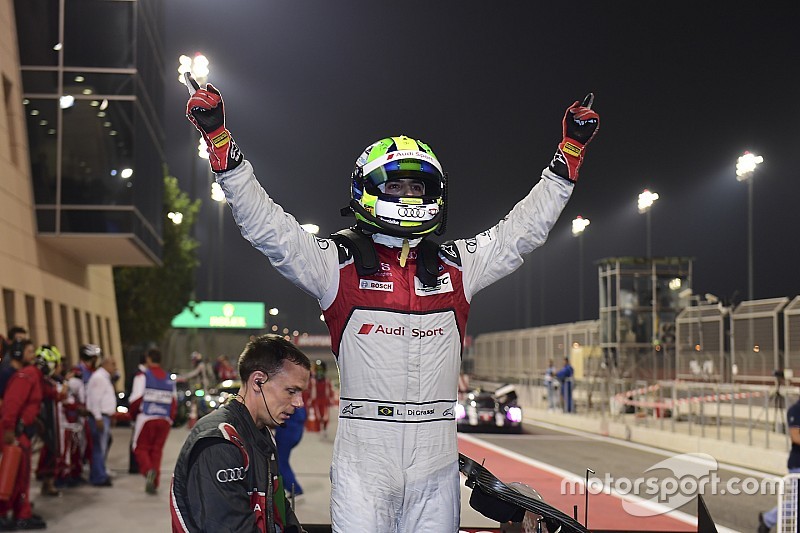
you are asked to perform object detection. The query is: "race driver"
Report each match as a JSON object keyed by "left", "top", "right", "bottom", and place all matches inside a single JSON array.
[
  {"left": 170, "top": 334, "right": 310, "bottom": 533},
  {"left": 184, "top": 72, "right": 599, "bottom": 532}
]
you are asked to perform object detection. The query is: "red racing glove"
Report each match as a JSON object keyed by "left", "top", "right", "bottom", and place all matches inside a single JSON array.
[
  {"left": 548, "top": 93, "right": 599, "bottom": 182},
  {"left": 184, "top": 73, "right": 243, "bottom": 173}
]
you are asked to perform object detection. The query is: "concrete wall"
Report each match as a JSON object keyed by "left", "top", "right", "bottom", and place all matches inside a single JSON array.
[{"left": 0, "top": 2, "right": 122, "bottom": 374}]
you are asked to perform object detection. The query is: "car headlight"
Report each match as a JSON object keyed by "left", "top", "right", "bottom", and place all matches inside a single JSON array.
[
  {"left": 506, "top": 406, "right": 522, "bottom": 423},
  {"left": 116, "top": 406, "right": 128, "bottom": 414}
]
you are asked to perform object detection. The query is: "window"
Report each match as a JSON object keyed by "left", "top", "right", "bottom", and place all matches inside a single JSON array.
[
  {"left": 2, "top": 75, "right": 18, "bottom": 166},
  {"left": 73, "top": 308, "right": 83, "bottom": 346},
  {"left": 25, "top": 295, "right": 37, "bottom": 343},
  {"left": 44, "top": 299, "right": 55, "bottom": 345},
  {"left": 60, "top": 304, "right": 72, "bottom": 362},
  {"left": 85, "top": 311, "right": 93, "bottom": 343},
  {"left": 96, "top": 314, "right": 104, "bottom": 353},
  {"left": 2, "top": 289, "right": 14, "bottom": 330},
  {"left": 105, "top": 318, "right": 112, "bottom": 357}
]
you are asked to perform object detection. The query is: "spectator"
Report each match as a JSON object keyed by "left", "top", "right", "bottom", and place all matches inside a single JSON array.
[
  {"left": 0, "top": 339, "right": 47, "bottom": 530},
  {"left": 86, "top": 354, "right": 117, "bottom": 487},
  {"left": 78, "top": 344, "right": 102, "bottom": 479},
  {"left": 57, "top": 364, "right": 88, "bottom": 487},
  {"left": 77, "top": 344, "right": 100, "bottom": 386},
  {"left": 215, "top": 355, "right": 237, "bottom": 381},
  {"left": 178, "top": 351, "right": 216, "bottom": 419},
  {"left": 0, "top": 326, "right": 28, "bottom": 399},
  {"left": 544, "top": 359, "right": 557, "bottom": 411},
  {"left": 129, "top": 348, "right": 177, "bottom": 494},
  {"left": 556, "top": 357, "right": 575, "bottom": 413},
  {"left": 178, "top": 351, "right": 214, "bottom": 392}
]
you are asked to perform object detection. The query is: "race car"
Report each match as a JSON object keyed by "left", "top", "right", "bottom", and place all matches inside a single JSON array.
[
  {"left": 456, "top": 384, "right": 523, "bottom": 433},
  {"left": 202, "top": 379, "right": 240, "bottom": 412}
]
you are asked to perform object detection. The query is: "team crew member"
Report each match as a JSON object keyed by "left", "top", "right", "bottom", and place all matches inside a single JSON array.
[
  {"left": 129, "top": 348, "right": 177, "bottom": 494},
  {"left": 85, "top": 355, "right": 118, "bottom": 487},
  {"left": 0, "top": 340, "right": 46, "bottom": 530},
  {"left": 171, "top": 335, "right": 309, "bottom": 533},
  {"left": 185, "top": 73, "right": 599, "bottom": 532},
  {"left": 33, "top": 345, "right": 64, "bottom": 497},
  {"left": 309, "top": 361, "right": 333, "bottom": 436}
]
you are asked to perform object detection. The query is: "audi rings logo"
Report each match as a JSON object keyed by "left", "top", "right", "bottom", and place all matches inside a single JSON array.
[
  {"left": 216, "top": 467, "right": 245, "bottom": 483},
  {"left": 396, "top": 206, "right": 427, "bottom": 218}
]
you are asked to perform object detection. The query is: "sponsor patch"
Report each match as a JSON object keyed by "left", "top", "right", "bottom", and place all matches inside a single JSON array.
[
  {"left": 211, "top": 130, "right": 230, "bottom": 148},
  {"left": 562, "top": 141, "right": 582, "bottom": 157},
  {"left": 415, "top": 272, "right": 453, "bottom": 296},
  {"left": 359, "top": 279, "right": 393, "bottom": 292}
]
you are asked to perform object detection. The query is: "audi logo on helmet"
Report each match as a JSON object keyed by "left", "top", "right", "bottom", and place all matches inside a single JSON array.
[
  {"left": 396, "top": 206, "right": 427, "bottom": 219},
  {"left": 216, "top": 467, "right": 245, "bottom": 483}
]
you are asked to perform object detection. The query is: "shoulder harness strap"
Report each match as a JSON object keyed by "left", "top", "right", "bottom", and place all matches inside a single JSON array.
[
  {"left": 332, "top": 228, "right": 441, "bottom": 288},
  {"left": 331, "top": 228, "right": 379, "bottom": 276},
  {"left": 416, "top": 238, "right": 440, "bottom": 288}
]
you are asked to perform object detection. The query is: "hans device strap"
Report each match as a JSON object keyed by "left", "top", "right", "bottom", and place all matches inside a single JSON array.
[{"left": 331, "top": 228, "right": 440, "bottom": 288}]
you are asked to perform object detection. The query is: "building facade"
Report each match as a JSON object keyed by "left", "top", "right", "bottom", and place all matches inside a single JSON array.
[{"left": 1, "top": 0, "right": 165, "bottom": 371}]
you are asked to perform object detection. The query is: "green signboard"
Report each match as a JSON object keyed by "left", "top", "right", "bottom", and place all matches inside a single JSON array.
[{"left": 171, "top": 301, "right": 265, "bottom": 329}]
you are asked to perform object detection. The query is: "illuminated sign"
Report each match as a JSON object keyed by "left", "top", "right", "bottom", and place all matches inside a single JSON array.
[{"left": 171, "top": 301, "right": 265, "bottom": 329}]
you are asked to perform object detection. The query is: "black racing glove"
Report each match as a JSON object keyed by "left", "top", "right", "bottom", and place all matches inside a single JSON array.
[
  {"left": 548, "top": 93, "right": 599, "bottom": 182},
  {"left": 184, "top": 73, "right": 243, "bottom": 173}
]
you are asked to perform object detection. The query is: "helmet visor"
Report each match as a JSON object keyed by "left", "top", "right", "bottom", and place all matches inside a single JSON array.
[{"left": 363, "top": 158, "right": 442, "bottom": 198}]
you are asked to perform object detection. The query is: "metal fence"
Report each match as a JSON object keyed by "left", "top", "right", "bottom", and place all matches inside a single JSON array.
[{"left": 470, "top": 295, "right": 800, "bottom": 384}]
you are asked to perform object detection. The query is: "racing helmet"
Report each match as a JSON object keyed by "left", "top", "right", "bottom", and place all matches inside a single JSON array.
[
  {"left": 347, "top": 135, "right": 447, "bottom": 238},
  {"left": 35, "top": 344, "right": 62, "bottom": 376},
  {"left": 79, "top": 343, "right": 102, "bottom": 360}
]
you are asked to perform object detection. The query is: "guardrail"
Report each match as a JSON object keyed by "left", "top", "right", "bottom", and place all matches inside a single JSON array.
[{"left": 472, "top": 376, "right": 797, "bottom": 450}]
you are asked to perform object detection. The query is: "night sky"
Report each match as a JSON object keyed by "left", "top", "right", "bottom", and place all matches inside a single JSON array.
[{"left": 162, "top": 2, "right": 799, "bottom": 337}]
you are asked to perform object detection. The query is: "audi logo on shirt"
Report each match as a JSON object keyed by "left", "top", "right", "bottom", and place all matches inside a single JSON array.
[
  {"left": 395, "top": 206, "right": 427, "bottom": 218},
  {"left": 356, "top": 323, "right": 445, "bottom": 338},
  {"left": 216, "top": 467, "right": 245, "bottom": 483}
]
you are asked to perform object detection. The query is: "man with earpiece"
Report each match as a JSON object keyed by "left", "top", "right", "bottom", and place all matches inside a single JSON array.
[{"left": 170, "top": 334, "right": 310, "bottom": 533}]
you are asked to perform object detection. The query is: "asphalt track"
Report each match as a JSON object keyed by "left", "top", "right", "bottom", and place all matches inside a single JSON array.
[
  {"left": 464, "top": 421, "right": 779, "bottom": 532},
  {"left": 32, "top": 416, "right": 778, "bottom": 531}
]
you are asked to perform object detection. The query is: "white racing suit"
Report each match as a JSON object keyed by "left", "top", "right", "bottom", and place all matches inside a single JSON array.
[{"left": 217, "top": 159, "right": 573, "bottom": 532}]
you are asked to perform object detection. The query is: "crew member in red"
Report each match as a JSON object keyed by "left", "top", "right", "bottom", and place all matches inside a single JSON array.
[
  {"left": 129, "top": 348, "right": 177, "bottom": 494},
  {"left": 0, "top": 340, "right": 47, "bottom": 530},
  {"left": 309, "top": 360, "right": 334, "bottom": 435}
]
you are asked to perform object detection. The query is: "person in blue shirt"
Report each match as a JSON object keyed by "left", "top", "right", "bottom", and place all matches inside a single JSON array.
[
  {"left": 759, "top": 397, "right": 800, "bottom": 532},
  {"left": 556, "top": 357, "right": 575, "bottom": 413},
  {"left": 275, "top": 400, "right": 307, "bottom": 497}
]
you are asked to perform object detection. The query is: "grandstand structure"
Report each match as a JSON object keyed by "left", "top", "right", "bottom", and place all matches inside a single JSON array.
[{"left": 469, "top": 256, "right": 800, "bottom": 396}]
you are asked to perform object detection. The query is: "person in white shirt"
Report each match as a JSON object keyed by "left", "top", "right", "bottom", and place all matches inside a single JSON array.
[{"left": 86, "top": 355, "right": 117, "bottom": 486}]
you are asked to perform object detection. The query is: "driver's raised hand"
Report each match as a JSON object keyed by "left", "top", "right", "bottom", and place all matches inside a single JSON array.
[{"left": 184, "top": 72, "right": 243, "bottom": 173}]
